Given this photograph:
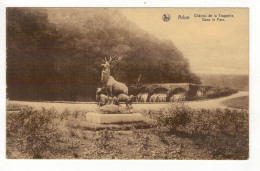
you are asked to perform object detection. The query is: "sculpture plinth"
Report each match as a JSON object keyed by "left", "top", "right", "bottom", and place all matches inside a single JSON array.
[
  {"left": 86, "top": 112, "right": 144, "bottom": 124},
  {"left": 86, "top": 104, "right": 143, "bottom": 124},
  {"left": 86, "top": 55, "right": 144, "bottom": 124}
]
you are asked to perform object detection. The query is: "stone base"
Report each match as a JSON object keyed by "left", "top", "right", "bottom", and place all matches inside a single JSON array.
[{"left": 86, "top": 112, "right": 144, "bottom": 124}]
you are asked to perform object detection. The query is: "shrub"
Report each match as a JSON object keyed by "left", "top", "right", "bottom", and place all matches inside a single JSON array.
[
  {"left": 155, "top": 104, "right": 192, "bottom": 132},
  {"left": 143, "top": 104, "right": 249, "bottom": 159},
  {"left": 60, "top": 109, "right": 71, "bottom": 120},
  {"left": 183, "top": 108, "right": 249, "bottom": 159},
  {"left": 7, "top": 106, "right": 33, "bottom": 138},
  {"left": 7, "top": 107, "right": 61, "bottom": 159},
  {"left": 6, "top": 103, "right": 27, "bottom": 111},
  {"left": 185, "top": 108, "right": 249, "bottom": 136},
  {"left": 96, "top": 129, "right": 114, "bottom": 150},
  {"left": 23, "top": 108, "right": 61, "bottom": 158}
]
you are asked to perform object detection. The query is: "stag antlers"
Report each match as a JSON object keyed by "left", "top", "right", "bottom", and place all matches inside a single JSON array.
[{"left": 101, "top": 54, "right": 122, "bottom": 64}]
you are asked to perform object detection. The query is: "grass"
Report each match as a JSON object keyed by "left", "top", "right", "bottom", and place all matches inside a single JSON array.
[
  {"left": 6, "top": 103, "right": 249, "bottom": 159},
  {"left": 222, "top": 96, "right": 249, "bottom": 110}
]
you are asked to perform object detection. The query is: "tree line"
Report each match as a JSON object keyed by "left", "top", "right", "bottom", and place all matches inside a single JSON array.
[{"left": 7, "top": 8, "right": 200, "bottom": 101}]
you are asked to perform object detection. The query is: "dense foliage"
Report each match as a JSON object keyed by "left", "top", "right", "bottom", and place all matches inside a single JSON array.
[
  {"left": 7, "top": 104, "right": 248, "bottom": 159},
  {"left": 7, "top": 8, "right": 200, "bottom": 101},
  {"left": 144, "top": 104, "right": 249, "bottom": 159}
]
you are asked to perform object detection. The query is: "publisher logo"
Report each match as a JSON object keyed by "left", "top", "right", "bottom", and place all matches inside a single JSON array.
[{"left": 162, "top": 14, "right": 171, "bottom": 22}]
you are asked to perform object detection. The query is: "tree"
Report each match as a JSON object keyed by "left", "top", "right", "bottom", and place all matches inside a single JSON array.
[{"left": 7, "top": 8, "right": 201, "bottom": 101}]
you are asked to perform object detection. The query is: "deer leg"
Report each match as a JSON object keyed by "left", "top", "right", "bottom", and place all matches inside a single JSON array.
[
  {"left": 104, "top": 88, "right": 110, "bottom": 105},
  {"left": 105, "top": 88, "right": 109, "bottom": 97},
  {"left": 110, "top": 87, "right": 113, "bottom": 97},
  {"left": 128, "top": 102, "right": 132, "bottom": 109},
  {"left": 109, "top": 87, "right": 113, "bottom": 104}
]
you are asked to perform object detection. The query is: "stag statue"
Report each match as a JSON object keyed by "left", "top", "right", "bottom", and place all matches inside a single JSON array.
[{"left": 100, "top": 55, "right": 128, "bottom": 100}]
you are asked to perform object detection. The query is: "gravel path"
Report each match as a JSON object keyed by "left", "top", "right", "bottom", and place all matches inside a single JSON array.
[{"left": 7, "top": 91, "right": 248, "bottom": 113}]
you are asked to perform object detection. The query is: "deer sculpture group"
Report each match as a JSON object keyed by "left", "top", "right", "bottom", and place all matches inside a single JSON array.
[{"left": 96, "top": 55, "right": 133, "bottom": 108}]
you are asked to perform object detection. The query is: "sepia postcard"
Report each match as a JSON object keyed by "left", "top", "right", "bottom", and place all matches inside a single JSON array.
[{"left": 6, "top": 8, "right": 249, "bottom": 160}]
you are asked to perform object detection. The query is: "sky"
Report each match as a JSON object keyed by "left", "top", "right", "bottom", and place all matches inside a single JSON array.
[{"left": 118, "top": 8, "right": 249, "bottom": 75}]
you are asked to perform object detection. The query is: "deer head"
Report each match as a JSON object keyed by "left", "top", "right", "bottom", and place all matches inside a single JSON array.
[{"left": 101, "top": 55, "right": 122, "bottom": 70}]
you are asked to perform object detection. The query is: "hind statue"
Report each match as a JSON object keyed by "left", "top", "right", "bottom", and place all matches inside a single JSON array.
[{"left": 100, "top": 55, "right": 128, "bottom": 102}]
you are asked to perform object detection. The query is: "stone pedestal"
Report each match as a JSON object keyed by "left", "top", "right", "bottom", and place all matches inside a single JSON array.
[{"left": 86, "top": 112, "right": 144, "bottom": 124}]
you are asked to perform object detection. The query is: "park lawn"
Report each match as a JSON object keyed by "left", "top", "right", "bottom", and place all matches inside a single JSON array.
[{"left": 222, "top": 96, "right": 249, "bottom": 110}]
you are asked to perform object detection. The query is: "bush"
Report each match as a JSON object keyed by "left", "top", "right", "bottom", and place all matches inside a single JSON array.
[
  {"left": 140, "top": 105, "right": 248, "bottom": 138},
  {"left": 185, "top": 108, "right": 249, "bottom": 136},
  {"left": 143, "top": 105, "right": 249, "bottom": 159},
  {"left": 155, "top": 104, "right": 192, "bottom": 132},
  {"left": 96, "top": 129, "right": 114, "bottom": 150},
  {"left": 7, "top": 107, "right": 61, "bottom": 159},
  {"left": 60, "top": 109, "right": 71, "bottom": 120},
  {"left": 181, "top": 108, "right": 249, "bottom": 159},
  {"left": 6, "top": 104, "right": 28, "bottom": 111}
]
